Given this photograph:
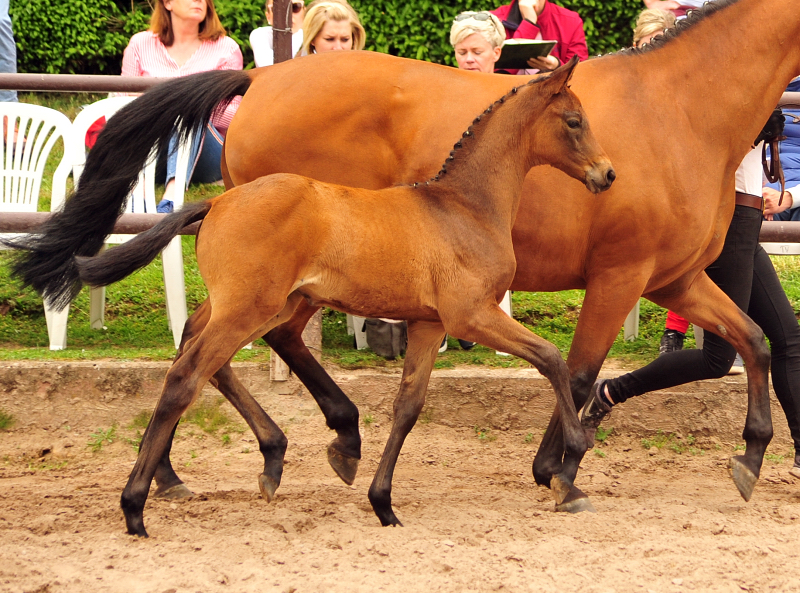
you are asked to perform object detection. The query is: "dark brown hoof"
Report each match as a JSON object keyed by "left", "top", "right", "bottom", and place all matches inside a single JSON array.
[
  {"left": 258, "top": 472, "right": 280, "bottom": 503},
  {"left": 555, "top": 494, "right": 597, "bottom": 514},
  {"left": 153, "top": 483, "right": 194, "bottom": 500},
  {"left": 729, "top": 456, "right": 757, "bottom": 502},
  {"left": 551, "top": 479, "right": 596, "bottom": 514},
  {"left": 327, "top": 443, "right": 359, "bottom": 485}
]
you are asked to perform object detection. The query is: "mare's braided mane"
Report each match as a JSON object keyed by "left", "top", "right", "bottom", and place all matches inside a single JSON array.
[
  {"left": 620, "top": 0, "right": 739, "bottom": 56},
  {"left": 410, "top": 73, "right": 553, "bottom": 189}
]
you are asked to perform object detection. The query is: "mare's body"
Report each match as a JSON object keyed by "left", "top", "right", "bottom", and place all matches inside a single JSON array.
[{"left": 9, "top": 0, "right": 800, "bottom": 513}]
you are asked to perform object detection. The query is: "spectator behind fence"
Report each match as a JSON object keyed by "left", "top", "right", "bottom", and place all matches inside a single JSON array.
[
  {"left": 450, "top": 11, "right": 505, "bottom": 73},
  {"left": 298, "top": 0, "right": 365, "bottom": 56},
  {"left": 633, "top": 7, "right": 676, "bottom": 48},
  {"left": 250, "top": 0, "right": 306, "bottom": 67},
  {"left": 119, "top": 0, "right": 243, "bottom": 211},
  {"left": 490, "top": 0, "right": 587, "bottom": 73},
  {"left": 763, "top": 78, "right": 800, "bottom": 222},
  {"left": 0, "top": 0, "right": 16, "bottom": 104},
  {"left": 643, "top": 0, "right": 706, "bottom": 19}
]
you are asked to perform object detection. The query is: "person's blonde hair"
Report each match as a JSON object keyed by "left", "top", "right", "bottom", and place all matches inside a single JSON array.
[
  {"left": 632, "top": 8, "right": 676, "bottom": 47},
  {"left": 299, "top": 0, "right": 366, "bottom": 55},
  {"left": 150, "top": 0, "right": 226, "bottom": 46},
  {"left": 449, "top": 12, "right": 505, "bottom": 49}
]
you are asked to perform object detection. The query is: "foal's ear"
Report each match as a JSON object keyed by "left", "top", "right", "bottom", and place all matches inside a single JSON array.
[{"left": 547, "top": 55, "right": 579, "bottom": 92}]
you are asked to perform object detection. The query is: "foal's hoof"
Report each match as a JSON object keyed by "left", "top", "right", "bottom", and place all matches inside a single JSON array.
[
  {"left": 555, "top": 487, "right": 597, "bottom": 514},
  {"left": 153, "top": 483, "right": 194, "bottom": 500},
  {"left": 327, "top": 443, "right": 359, "bottom": 485},
  {"left": 729, "top": 456, "right": 758, "bottom": 502},
  {"left": 258, "top": 472, "right": 280, "bottom": 503}
]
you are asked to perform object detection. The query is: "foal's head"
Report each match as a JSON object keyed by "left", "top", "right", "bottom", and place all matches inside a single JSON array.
[{"left": 527, "top": 57, "right": 616, "bottom": 194}]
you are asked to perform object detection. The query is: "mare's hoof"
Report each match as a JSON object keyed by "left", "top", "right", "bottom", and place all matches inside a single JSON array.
[
  {"left": 377, "top": 512, "right": 403, "bottom": 527},
  {"left": 729, "top": 456, "right": 758, "bottom": 502},
  {"left": 258, "top": 472, "right": 280, "bottom": 503},
  {"left": 550, "top": 474, "right": 573, "bottom": 505},
  {"left": 153, "top": 483, "right": 194, "bottom": 500},
  {"left": 327, "top": 443, "right": 359, "bottom": 485},
  {"left": 555, "top": 488, "right": 597, "bottom": 514}
]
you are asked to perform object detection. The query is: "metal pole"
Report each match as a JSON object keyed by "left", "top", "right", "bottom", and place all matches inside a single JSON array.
[
  {"left": 0, "top": 212, "right": 199, "bottom": 235},
  {"left": 0, "top": 73, "right": 165, "bottom": 93}
]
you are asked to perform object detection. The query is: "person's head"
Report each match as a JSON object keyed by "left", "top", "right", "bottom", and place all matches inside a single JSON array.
[
  {"left": 450, "top": 11, "right": 505, "bottom": 73},
  {"left": 632, "top": 8, "right": 676, "bottom": 48},
  {"left": 150, "top": 0, "right": 225, "bottom": 46},
  {"left": 266, "top": 0, "right": 306, "bottom": 34},
  {"left": 300, "top": 1, "right": 366, "bottom": 55}
]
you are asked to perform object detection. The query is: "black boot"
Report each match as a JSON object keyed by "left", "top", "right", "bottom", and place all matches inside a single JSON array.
[{"left": 658, "top": 330, "right": 685, "bottom": 357}]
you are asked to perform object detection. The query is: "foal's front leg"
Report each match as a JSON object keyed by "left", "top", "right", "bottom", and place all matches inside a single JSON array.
[
  {"left": 446, "top": 301, "right": 591, "bottom": 512},
  {"left": 368, "top": 320, "right": 445, "bottom": 526}
]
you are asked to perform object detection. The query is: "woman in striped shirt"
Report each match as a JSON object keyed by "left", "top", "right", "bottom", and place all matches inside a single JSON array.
[{"left": 122, "top": 0, "right": 243, "bottom": 208}]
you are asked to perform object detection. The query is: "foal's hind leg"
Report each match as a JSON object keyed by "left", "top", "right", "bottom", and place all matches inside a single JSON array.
[
  {"left": 265, "top": 301, "right": 361, "bottom": 484},
  {"left": 368, "top": 320, "right": 445, "bottom": 526},
  {"left": 445, "top": 301, "right": 590, "bottom": 512}
]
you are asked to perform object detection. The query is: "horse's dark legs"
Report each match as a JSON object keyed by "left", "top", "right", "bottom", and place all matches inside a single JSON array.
[
  {"left": 265, "top": 301, "right": 361, "bottom": 484},
  {"left": 653, "top": 273, "right": 773, "bottom": 500},
  {"left": 209, "top": 364, "right": 288, "bottom": 501},
  {"left": 446, "top": 301, "right": 590, "bottom": 511},
  {"left": 532, "top": 276, "right": 642, "bottom": 510},
  {"left": 368, "top": 320, "right": 444, "bottom": 526},
  {"left": 151, "top": 421, "right": 193, "bottom": 499}
]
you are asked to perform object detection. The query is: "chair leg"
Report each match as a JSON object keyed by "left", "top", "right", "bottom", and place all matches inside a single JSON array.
[
  {"left": 90, "top": 286, "right": 105, "bottom": 329},
  {"left": 161, "top": 236, "right": 187, "bottom": 350},
  {"left": 45, "top": 302, "right": 69, "bottom": 350}
]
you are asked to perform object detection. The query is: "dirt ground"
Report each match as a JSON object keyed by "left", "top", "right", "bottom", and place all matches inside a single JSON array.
[{"left": 2, "top": 365, "right": 800, "bottom": 593}]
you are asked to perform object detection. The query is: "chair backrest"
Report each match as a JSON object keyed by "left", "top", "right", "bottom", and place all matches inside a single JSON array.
[
  {"left": 1, "top": 102, "right": 73, "bottom": 213},
  {"left": 71, "top": 96, "right": 193, "bottom": 221}
]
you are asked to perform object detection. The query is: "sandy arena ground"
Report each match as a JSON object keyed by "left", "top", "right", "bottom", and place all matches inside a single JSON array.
[{"left": 1, "top": 363, "right": 800, "bottom": 593}]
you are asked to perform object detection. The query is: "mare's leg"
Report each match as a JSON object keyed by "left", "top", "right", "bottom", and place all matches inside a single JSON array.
[
  {"left": 368, "top": 320, "right": 445, "bottom": 526},
  {"left": 265, "top": 300, "right": 361, "bottom": 484},
  {"left": 651, "top": 272, "right": 772, "bottom": 500},
  {"left": 533, "top": 273, "right": 645, "bottom": 510},
  {"left": 445, "top": 302, "right": 590, "bottom": 511}
]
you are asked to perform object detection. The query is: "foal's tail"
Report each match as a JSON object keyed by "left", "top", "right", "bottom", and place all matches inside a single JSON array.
[
  {"left": 5, "top": 69, "right": 253, "bottom": 310},
  {"left": 77, "top": 201, "right": 212, "bottom": 288}
]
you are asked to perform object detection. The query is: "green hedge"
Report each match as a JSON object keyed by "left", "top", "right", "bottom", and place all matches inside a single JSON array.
[{"left": 9, "top": 0, "right": 642, "bottom": 74}]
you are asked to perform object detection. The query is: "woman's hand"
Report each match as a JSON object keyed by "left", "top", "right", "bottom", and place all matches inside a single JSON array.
[
  {"left": 763, "top": 186, "right": 793, "bottom": 220},
  {"left": 518, "top": 0, "right": 540, "bottom": 24},
  {"left": 527, "top": 54, "right": 559, "bottom": 71}
]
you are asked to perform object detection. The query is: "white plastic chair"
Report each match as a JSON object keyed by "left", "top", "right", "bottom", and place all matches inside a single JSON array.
[
  {"left": 70, "top": 96, "right": 192, "bottom": 349},
  {"left": 1, "top": 102, "right": 74, "bottom": 350}
]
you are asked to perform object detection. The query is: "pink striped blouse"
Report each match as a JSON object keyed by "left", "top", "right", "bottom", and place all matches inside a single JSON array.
[{"left": 122, "top": 31, "right": 243, "bottom": 130}]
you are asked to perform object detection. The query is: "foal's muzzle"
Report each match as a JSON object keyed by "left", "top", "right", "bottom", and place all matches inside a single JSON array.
[{"left": 585, "top": 162, "right": 616, "bottom": 194}]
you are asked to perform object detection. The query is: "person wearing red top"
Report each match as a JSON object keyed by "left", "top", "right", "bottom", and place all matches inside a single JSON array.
[{"left": 491, "top": 0, "right": 588, "bottom": 72}]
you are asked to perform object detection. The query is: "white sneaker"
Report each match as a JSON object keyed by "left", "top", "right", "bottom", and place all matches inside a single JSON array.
[
  {"left": 728, "top": 353, "right": 744, "bottom": 375},
  {"left": 439, "top": 335, "right": 447, "bottom": 353}
]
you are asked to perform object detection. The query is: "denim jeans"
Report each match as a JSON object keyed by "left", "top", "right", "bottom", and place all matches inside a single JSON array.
[
  {"left": 165, "top": 122, "right": 223, "bottom": 188},
  {"left": 606, "top": 205, "right": 800, "bottom": 452},
  {"left": 0, "top": 0, "right": 18, "bottom": 103}
]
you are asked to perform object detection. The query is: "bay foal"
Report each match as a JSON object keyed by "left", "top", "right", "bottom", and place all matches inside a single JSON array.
[{"left": 72, "top": 60, "right": 613, "bottom": 534}]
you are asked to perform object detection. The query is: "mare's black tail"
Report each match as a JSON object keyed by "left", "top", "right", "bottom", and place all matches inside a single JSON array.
[
  {"left": 4, "top": 69, "right": 252, "bottom": 310},
  {"left": 77, "top": 201, "right": 212, "bottom": 288}
]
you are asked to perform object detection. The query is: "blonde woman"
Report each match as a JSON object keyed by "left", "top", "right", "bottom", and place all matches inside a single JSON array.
[
  {"left": 298, "top": 0, "right": 365, "bottom": 55},
  {"left": 632, "top": 7, "right": 676, "bottom": 47},
  {"left": 449, "top": 11, "right": 505, "bottom": 73}
]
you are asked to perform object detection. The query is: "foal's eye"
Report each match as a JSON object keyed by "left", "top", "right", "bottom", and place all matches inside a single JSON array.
[{"left": 567, "top": 118, "right": 581, "bottom": 129}]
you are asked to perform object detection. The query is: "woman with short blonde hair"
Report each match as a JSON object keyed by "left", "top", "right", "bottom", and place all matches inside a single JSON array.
[
  {"left": 449, "top": 11, "right": 505, "bottom": 74},
  {"left": 299, "top": 0, "right": 365, "bottom": 55},
  {"left": 633, "top": 7, "right": 676, "bottom": 48}
]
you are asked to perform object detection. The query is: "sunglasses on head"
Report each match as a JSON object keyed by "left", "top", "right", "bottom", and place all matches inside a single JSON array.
[{"left": 454, "top": 11, "right": 492, "bottom": 22}]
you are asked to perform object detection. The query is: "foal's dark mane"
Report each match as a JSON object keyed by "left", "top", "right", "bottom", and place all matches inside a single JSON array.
[
  {"left": 410, "top": 71, "right": 557, "bottom": 189},
  {"left": 619, "top": 0, "right": 738, "bottom": 56}
]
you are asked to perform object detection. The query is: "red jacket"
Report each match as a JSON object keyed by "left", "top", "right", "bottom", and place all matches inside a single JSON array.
[{"left": 491, "top": 1, "right": 589, "bottom": 66}]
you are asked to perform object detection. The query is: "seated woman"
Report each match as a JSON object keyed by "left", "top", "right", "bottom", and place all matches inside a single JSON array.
[
  {"left": 122, "top": 0, "right": 243, "bottom": 209},
  {"left": 449, "top": 11, "right": 505, "bottom": 73},
  {"left": 632, "top": 7, "right": 676, "bottom": 48},
  {"left": 297, "top": 0, "right": 365, "bottom": 55},
  {"left": 250, "top": 0, "right": 306, "bottom": 67}
]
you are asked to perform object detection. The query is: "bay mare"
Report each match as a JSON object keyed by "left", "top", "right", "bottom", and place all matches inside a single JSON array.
[
  {"left": 9, "top": 0, "right": 800, "bottom": 518},
  {"left": 70, "top": 61, "right": 613, "bottom": 535}
]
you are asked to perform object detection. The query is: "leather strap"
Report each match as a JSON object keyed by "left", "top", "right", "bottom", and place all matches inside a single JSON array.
[{"left": 735, "top": 191, "right": 764, "bottom": 211}]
